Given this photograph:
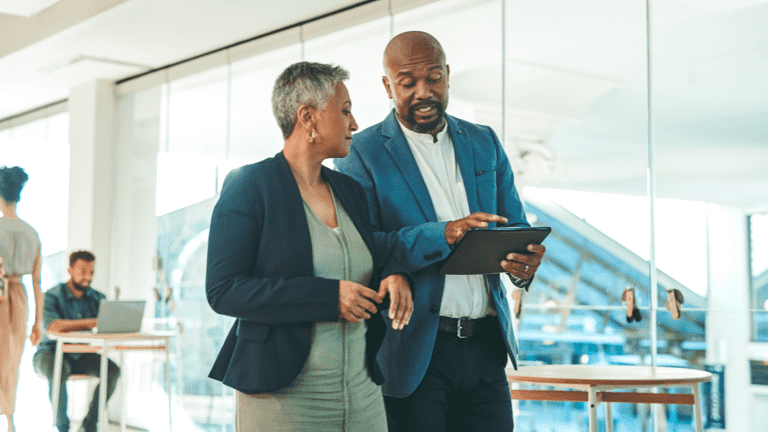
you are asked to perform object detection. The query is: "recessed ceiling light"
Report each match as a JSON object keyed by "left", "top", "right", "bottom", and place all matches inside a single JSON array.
[
  {"left": 0, "top": 0, "right": 62, "bottom": 17},
  {"left": 40, "top": 56, "right": 151, "bottom": 74}
]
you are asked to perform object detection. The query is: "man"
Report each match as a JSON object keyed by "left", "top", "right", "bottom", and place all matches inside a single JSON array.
[
  {"left": 33, "top": 251, "right": 120, "bottom": 432},
  {"left": 335, "top": 31, "right": 545, "bottom": 431}
]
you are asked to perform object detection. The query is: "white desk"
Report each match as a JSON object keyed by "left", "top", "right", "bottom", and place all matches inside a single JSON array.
[
  {"left": 48, "top": 331, "right": 175, "bottom": 432},
  {"left": 507, "top": 365, "right": 712, "bottom": 432}
]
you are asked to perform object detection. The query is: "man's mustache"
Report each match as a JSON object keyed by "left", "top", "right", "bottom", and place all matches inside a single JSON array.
[{"left": 409, "top": 100, "right": 442, "bottom": 112}]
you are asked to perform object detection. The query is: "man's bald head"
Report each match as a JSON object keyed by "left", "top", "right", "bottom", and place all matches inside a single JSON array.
[
  {"left": 383, "top": 31, "right": 446, "bottom": 77},
  {"left": 381, "top": 31, "right": 450, "bottom": 136}
]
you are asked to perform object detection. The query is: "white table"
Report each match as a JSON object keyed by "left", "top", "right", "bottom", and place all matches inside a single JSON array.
[
  {"left": 48, "top": 331, "right": 175, "bottom": 432},
  {"left": 507, "top": 365, "right": 712, "bottom": 432}
]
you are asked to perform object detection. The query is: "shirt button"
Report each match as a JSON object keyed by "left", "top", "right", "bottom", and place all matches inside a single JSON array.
[{"left": 429, "top": 305, "right": 439, "bottom": 314}]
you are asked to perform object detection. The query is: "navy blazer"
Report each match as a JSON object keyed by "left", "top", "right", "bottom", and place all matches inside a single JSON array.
[
  {"left": 336, "top": 111, "right": 530, "bottom": 398},
  {"left": 206, "top": 152, "right": 403, "bottom": 394}
]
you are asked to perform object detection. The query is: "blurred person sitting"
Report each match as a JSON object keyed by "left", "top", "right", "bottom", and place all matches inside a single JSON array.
[
  {"left": 32, "top": 251, "right": 120, "bottom": 432},
  {"left": 0, "top": 165, "right": 43, "bottom": 432}
]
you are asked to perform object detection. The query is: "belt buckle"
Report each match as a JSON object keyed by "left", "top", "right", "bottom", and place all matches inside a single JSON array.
[{"left": 456, "top": 317, "right": 468, "bottom": 339}]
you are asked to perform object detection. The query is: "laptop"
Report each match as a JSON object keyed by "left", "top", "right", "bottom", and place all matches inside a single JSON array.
[{"left": 71, "top": 300, "right": 146, "bottom": 334}]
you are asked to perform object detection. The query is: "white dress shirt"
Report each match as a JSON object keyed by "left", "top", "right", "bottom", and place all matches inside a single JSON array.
[{"left": 398, "top": 120, "right": 495, "bottom": 319}]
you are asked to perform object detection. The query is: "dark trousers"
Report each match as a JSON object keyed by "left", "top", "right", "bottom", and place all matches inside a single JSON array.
[
  {"left": 384, "top": 316, "right": 514, "bottom": 432},
  {"left": 33, "top": 350, "right": 121, "bottom": 432}
]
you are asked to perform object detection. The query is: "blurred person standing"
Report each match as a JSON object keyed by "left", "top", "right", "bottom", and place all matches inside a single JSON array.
[
  {"left": 206, "top": 61, "right": 413, "bottom": 432},
  {"left": 0, "top": 165, "right": 43, "bottom": 432},
  {"left": 336, "top": 31, "right": 546, "bottom": 432}
]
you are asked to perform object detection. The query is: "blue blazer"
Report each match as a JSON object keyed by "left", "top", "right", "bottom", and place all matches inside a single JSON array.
[
  {"left": 206, "top": 152, "right": 405, "bottom": 394},
  {"left": 336, "top": 110, "right": 530, "bottom": 398}
]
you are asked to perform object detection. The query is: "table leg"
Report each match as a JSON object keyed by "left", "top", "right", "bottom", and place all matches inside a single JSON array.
[
  {"left": 99, "top": 342, "right": 108, "bottom": 432},
  {"left": 605, "top": 400, "right": 613, "bottom": 432},
  {"left": 692, "top": 383, "right": 703, "bottom": 432},
  {"left": 588, "top": 387, "right": 598, "bottom": 432},
  {"left": 51, "top": 340, "right": 64, "bottom": 429},
  {"left": 120, "top": 350, "right": 127, "bottom": 432},
  {"left": 166, "top": 341, "right": 172, "bottom": 431}
]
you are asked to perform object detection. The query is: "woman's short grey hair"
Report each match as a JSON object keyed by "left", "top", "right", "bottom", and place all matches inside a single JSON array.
[{"left": 272, "top": 61, "right": 350, "bottom": 139}]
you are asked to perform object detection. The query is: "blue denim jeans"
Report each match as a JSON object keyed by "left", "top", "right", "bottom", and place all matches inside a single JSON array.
[{"left": 33, "top": 350, "right": 121, "bottom": 432}]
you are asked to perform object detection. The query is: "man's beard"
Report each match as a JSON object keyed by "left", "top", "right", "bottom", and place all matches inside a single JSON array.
[
  {"left": 71, "top": 281, "right": 89, "bottom": 292},
  {"left": 404, "top": 100, "right": 446, "bottom": 134}
]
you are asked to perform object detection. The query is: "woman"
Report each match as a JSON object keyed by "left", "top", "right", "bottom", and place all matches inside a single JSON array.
[
  {"left": 0, "top": 166, "right": 43, "bottom": 432},
  {"left": 206, "top": 62, "right": 414, "bottom": 431}
]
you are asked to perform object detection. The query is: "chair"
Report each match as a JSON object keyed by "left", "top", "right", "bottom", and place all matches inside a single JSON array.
[
  {"left": 37, "top": 372, "right": 98, "bottom": 424},
  {"left": 64, "top": 374, "right": 98, "bottom": 422}
]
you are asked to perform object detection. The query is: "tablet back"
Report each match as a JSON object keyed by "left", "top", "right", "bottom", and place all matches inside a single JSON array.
[{"left": 438, "top": 227, "right": 551, "bottom": 275}]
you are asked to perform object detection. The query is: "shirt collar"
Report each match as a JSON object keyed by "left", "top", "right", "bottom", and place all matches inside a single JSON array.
[{"left": 397, "top": 117, "right": 450, "bottom": 145}]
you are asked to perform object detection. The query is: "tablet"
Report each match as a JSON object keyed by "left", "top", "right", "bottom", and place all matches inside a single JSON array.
[{"left": 437, "top": 226, "right": 551, "bottom": 275}]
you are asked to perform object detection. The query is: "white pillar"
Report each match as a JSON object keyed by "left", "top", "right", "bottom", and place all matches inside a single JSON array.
[
  {"left": 67, "top": 80, "right": 116, "bottom": 294},
  {"left": 110, "top": 87, "right": 161, "bottom": 303},
  {"left": 706, "top": 204, "right": 750, "bottom": 432},
  {"left": 107, "top": 85, "right": 163, "bottom": 430}
]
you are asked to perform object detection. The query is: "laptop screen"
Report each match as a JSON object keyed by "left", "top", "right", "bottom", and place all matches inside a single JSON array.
[{"left": 96, "top": 300, "right": 146, "bottom": 333}]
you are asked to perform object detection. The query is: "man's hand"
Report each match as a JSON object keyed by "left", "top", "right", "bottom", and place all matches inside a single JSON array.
[
  {"left": 339, "top": 281, "right": 383, "bottom": 323},
  {"left": 30, "top": 322, "right": 42, "bottom": 345},
  {"left": 445, "top": 213, "right": 508, "bottom": 245},
  {"left": 47, "top": 318, "right": 98, "bottom": 334},
  {"left": 500, "top": 244, "right": 546, "bottom": 280},
  {"left": 378, "top": 274, "right": 413, "bottom": 330}
]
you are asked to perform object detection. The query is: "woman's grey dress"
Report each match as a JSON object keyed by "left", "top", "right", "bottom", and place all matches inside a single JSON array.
[{"left": 235, "top": 192, "right": 387, "bottom": 432}]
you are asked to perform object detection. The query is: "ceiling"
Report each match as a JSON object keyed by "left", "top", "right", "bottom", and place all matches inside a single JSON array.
[
  {"left": 0, "top": 0, "right": 62, "bottom": 17},
  {"left": 0, "top": 0, "right": 362, "bottom": 120}
]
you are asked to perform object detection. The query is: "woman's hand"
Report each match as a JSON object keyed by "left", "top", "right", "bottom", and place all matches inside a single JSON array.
[
  {"left": 378, "top": 274, "right": 413, "bottom": 330},
  {"left": 30, "top": 322, "right": 42, "bottom": 345},
  {"left": 339, "top": 281, "right": 383, "bottom": 323},
  {"left": 0, "top": 256, "right": 7, "bottom": 303}
]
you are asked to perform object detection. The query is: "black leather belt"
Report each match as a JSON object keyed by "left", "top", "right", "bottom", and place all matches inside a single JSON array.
[{"left": 438, "top": 316, "right": 486, "bottom": 338}]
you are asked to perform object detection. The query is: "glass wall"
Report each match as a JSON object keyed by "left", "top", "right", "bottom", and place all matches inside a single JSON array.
[
  {"left": 106, "top": 0, "right": 768, "bottom": 430},
  {"left": 651, "top": 2, "right": 768, "bottom": 431},
  {"left": 752, "top": 213, "right": 768, "bottom": 342},
  {"left": 0, "top": 107, "right": 70, "bottom": 432},
  {"left": 0, "top": 108, "right": 70, "bottom": 294},
  {"left": 501, "top": 1, "right": 655, "bottom": 430}
]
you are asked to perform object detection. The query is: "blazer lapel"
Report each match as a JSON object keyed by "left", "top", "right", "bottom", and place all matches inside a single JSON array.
[
  {"left": 447, "top": 115, "right": 479, "bottom": 214},
  {"left": 381, "top": 111, "right": 438, "bottom": 222},
  {"left": 275, "top": 152, "right": 315, "bottom": 277}
]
